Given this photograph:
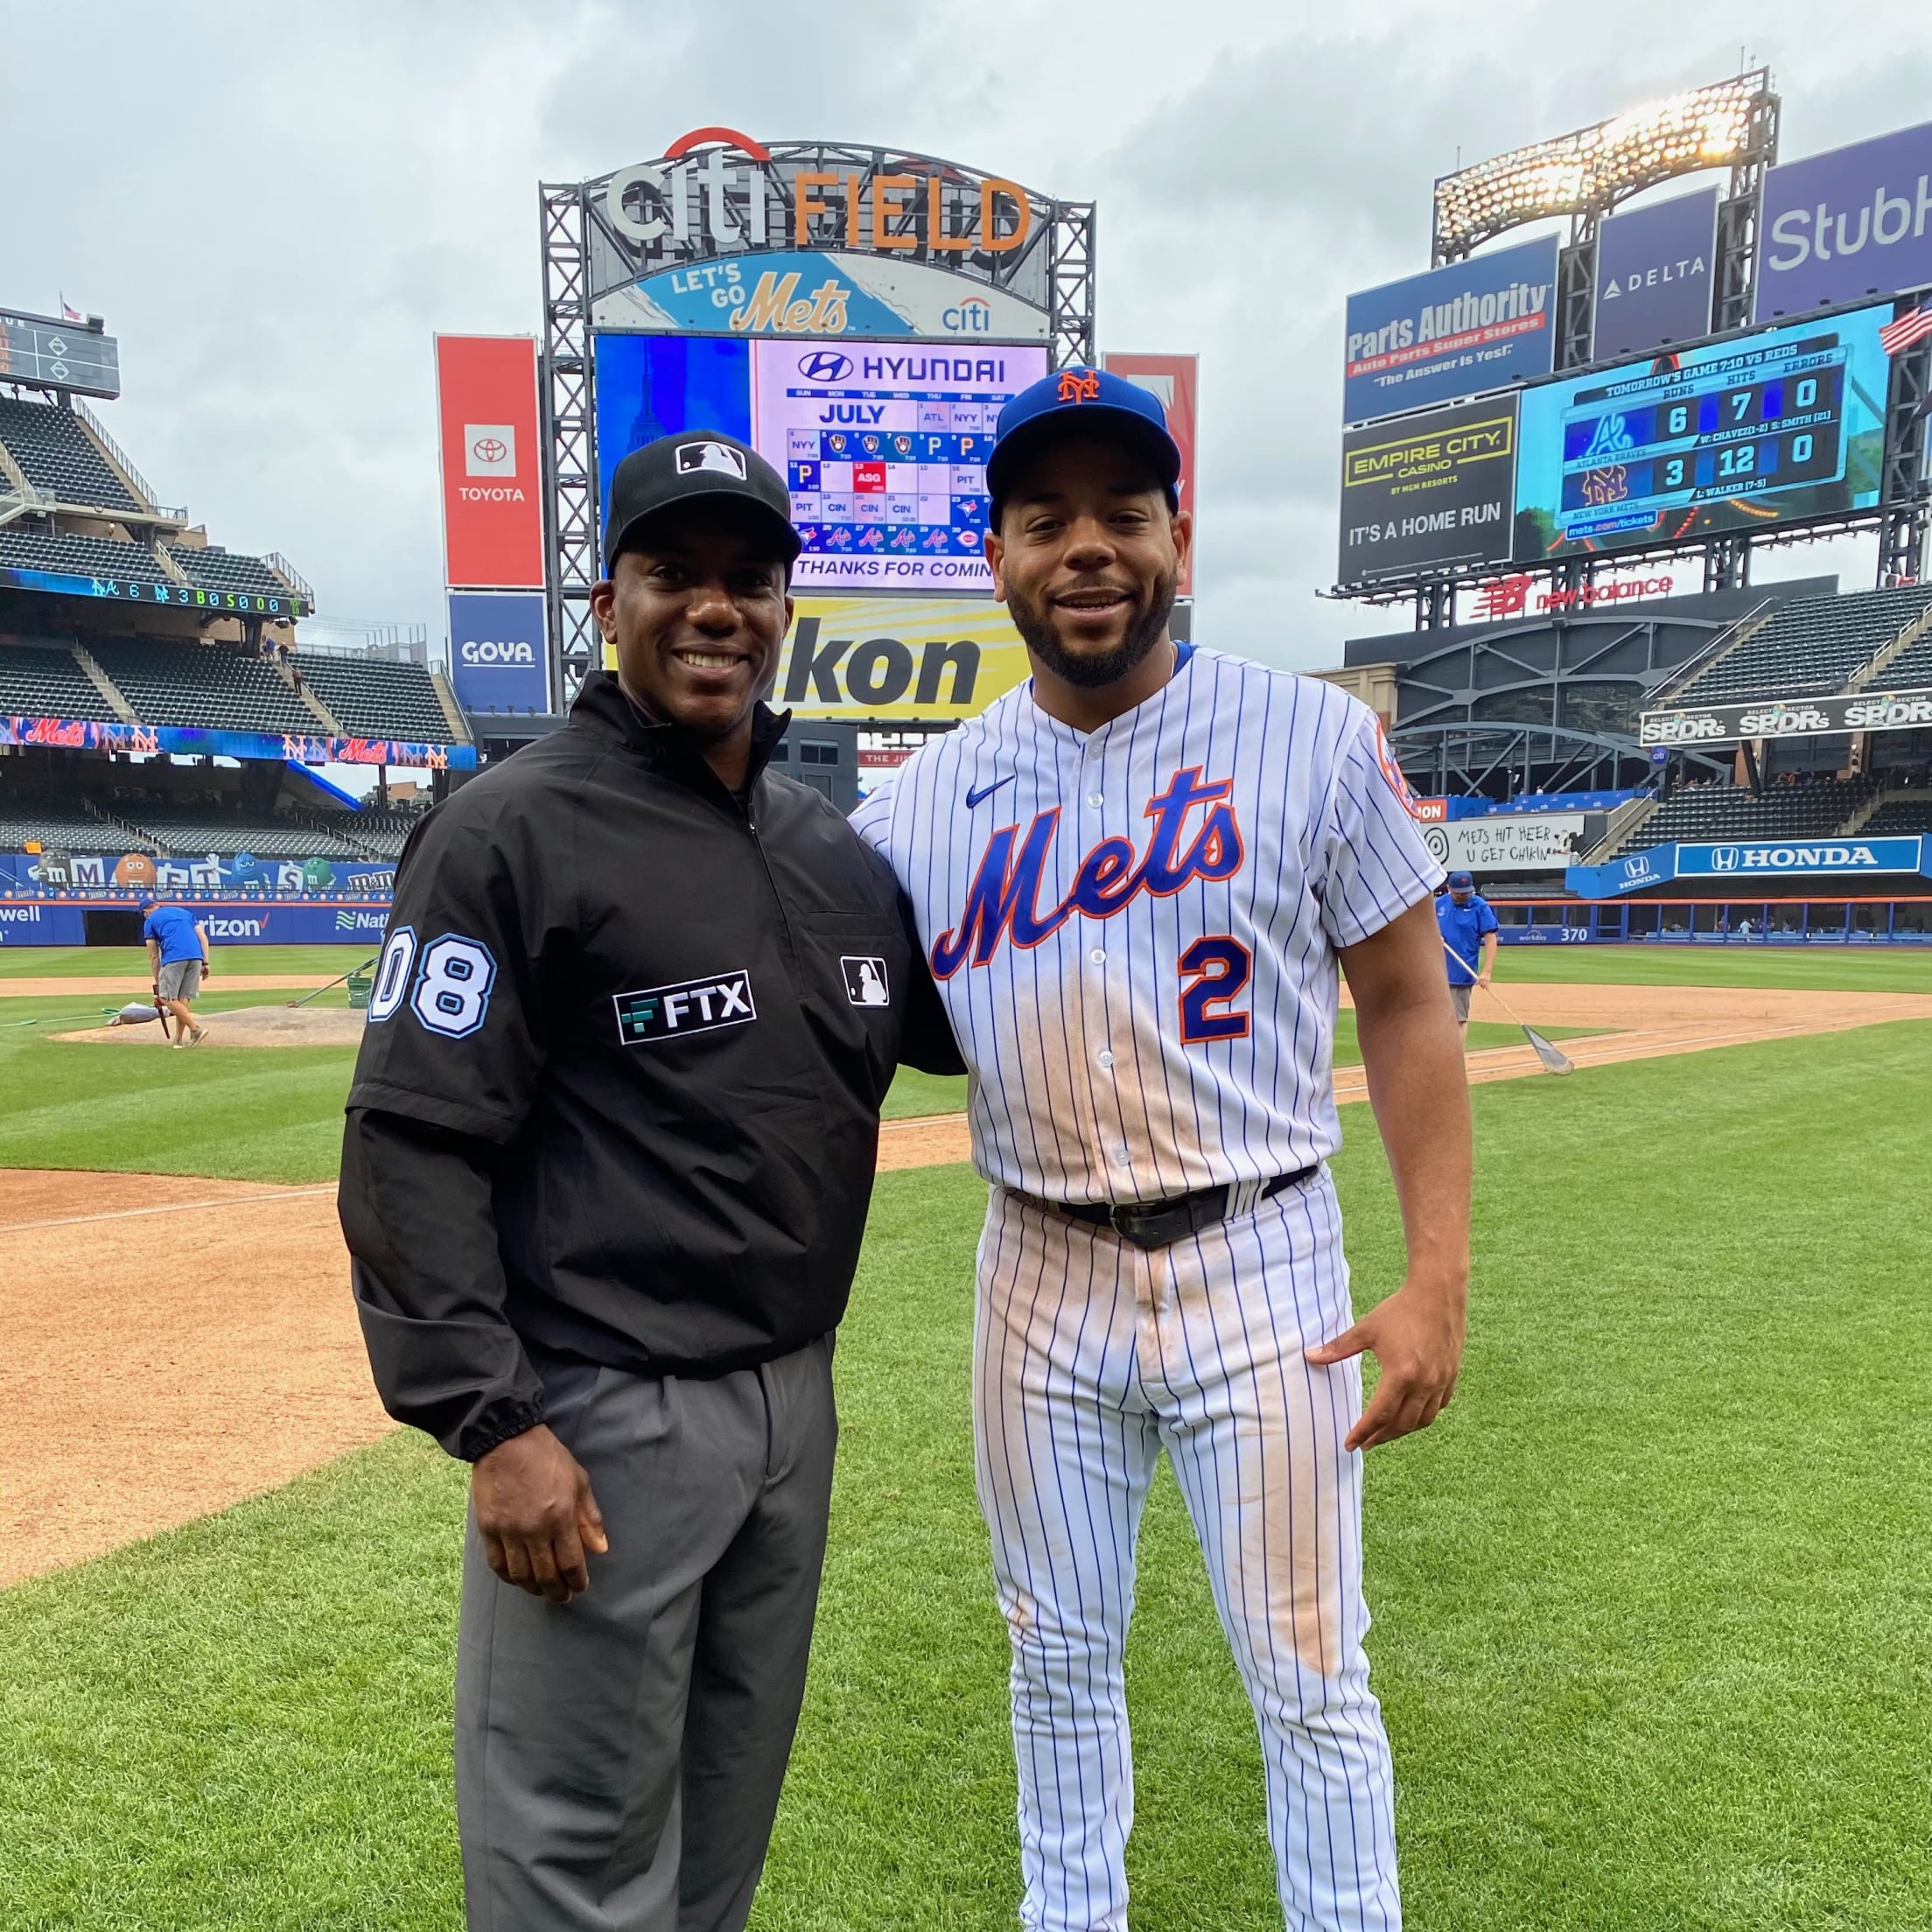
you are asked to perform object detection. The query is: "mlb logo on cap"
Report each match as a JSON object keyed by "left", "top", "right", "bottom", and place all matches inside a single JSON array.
[{"left": 676, "top": 440, "right": 748, "bottom": 479}]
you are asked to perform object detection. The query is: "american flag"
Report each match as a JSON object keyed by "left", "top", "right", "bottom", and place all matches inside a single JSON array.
[{"left": 1879, "top": 298, "right": 1932, "bottom": 356}]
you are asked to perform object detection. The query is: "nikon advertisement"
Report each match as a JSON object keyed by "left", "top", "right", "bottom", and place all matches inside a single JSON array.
[{"left": 1338, "top": 396, "right": 1517, "bottom": 585}]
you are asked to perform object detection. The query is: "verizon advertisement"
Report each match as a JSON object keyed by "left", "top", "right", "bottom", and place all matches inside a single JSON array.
[
  {"left": 1103, "top": 353, "right": 1198, "bottom": 596},
  {"left": 436, "top": 335, "right": 544, "bottom": 590}
]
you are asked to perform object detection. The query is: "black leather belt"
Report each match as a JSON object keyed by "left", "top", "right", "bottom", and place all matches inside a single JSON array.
[{"left": 1016, "top": 1166, "right": 1318, "bottom": 1252}]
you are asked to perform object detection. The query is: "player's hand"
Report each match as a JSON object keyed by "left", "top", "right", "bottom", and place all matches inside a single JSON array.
[
  {"left": 1476, "top": 971, "right": 1491, "bottom": 989},
  {"left": 472, "top": 1424, "right": 609, "bottom": 1602},
  {"left": 200, "top": 962, "right": 214, "bottom": 980},
  {"left": 1303, "top": 1273, "right": 1466, "bottom": 1452}
]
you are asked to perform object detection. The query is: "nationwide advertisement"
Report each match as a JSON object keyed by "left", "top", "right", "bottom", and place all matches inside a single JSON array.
[
  {"left": 1418, "top": 813, "right": 1590, "bottom": 873},
  {"left": 1592, "top": 186, "right": 1718, "bottom": 361},
  {"left": 774, "top": 596, "right": 1030, "bottom": 719},
  {"left": 435, "top": 335, "right": 545, "bottom": 590},
  {"left": 1641, "top": 685, "right": 1932, "bottom": 746},
  {"left": 1102, "top": 353, "right": 1199, "bottom": 596},
  {"left": 0, "top": 849, "right": 396, "bottom": 899},
  {"left": 1343, "top": 235, "right": 1559, "bottom": 424},
  {"left": 1338, "top": 396, "right": 1517, "bottom": 584},
  {"left": 1754, "top": 118, "right": 1932, "bottom": 323},
  {"left": 594, "top": 334, "right": 1048, "bottom": 592},
  {"left": 0, "top": 713, "right": 474, "bottom": 769},
  {"left": 585, "top": 133, "right": 1053, "bottom": 335},
  {"left": 447, "top": 591, "right": 550, "bottom": 714},
  {"left": 1514, "top": 305, "right": 1891, "bottom": 562},
  {"left": 593, "top": 251, "right": 1050, "bottom": 341}
]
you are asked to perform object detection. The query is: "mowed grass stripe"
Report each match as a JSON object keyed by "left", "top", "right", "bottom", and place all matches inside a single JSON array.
[{"left": 3, "top": 1022, "right": 1928, "bottom": 1928}]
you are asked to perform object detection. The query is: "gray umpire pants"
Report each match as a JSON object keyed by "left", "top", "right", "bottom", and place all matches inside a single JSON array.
[{"left": 456, "top": 1335, "right": 836, "bottom": 1932}]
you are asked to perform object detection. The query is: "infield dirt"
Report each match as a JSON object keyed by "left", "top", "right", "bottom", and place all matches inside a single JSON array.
[{"left": 6, "top": 977, "right": 1928, "bottom": 1586}]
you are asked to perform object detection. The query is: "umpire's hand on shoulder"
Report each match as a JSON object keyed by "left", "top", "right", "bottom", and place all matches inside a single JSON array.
[{"left": 472, "top": 1424, "right": 609, "bottom": 1604}]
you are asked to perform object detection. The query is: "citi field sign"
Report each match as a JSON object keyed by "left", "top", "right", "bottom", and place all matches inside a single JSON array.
[{"left": 583, "top": 129, "right": 1055, "bottom": 340}]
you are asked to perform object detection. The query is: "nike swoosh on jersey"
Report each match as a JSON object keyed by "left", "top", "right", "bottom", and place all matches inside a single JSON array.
[{"left": 965, "top": 775, "right": 1017, "bottom": 808}]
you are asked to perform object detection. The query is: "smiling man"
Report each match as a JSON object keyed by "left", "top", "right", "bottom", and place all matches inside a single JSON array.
[
  {"left": 339, "top": 430, "right": 958, "bottom": 1932},
  {"left": 854, "top": 369, "right": 1473, "bottom": 1930}
]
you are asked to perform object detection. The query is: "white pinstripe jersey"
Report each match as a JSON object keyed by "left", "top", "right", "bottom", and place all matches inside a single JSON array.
[{"left": 850, "top": 645, "right": 1444, "bottom": 1204}]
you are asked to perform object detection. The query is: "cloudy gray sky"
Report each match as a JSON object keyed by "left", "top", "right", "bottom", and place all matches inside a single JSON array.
[{"left": 5, "top": 0, "right": 1929, "bottom": 672}]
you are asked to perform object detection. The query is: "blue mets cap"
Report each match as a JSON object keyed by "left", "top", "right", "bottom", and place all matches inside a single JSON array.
[
  {"left": 985, "top": 366, "right": 1182, "bottom": 520},
  {"left": 1447, "top": 871, "right": 1475, "bottom": 890}
]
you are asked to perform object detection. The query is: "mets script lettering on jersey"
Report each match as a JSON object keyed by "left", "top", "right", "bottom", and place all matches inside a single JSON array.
[
  {"left": 933, "top": 766, "right": 1244, "bottom": 975},
  {"left": 851, "top": 647, "right": 1445, "bottom": 1206}
]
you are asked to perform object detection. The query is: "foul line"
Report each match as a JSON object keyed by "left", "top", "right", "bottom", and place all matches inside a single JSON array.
[{"left": 1, "top": 1184, "right": 338, "bottom": 1235}]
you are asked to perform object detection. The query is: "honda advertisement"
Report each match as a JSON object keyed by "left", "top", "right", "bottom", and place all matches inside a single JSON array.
[
  {"left": 436, "top": 334, "right": 545, "bottom": 590},
  {"left": 448, "top": 591, "right": 550, "bottom": 714},
  {"left": 1754, "top": 117, "right": 1932, "bottom": 322},
  {"left": 1592, "top": 186, "right": 1718, "bottom": 361},
  {"left": 1342, "top": 235, "right": 1559, "bottom": 424}
]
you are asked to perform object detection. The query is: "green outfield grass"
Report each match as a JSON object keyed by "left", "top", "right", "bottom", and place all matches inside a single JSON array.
[
  {"left": 4, "top": 1022, "right": 1929, "bottom": 1928},
  {"left": 1496, "top": 943, "right": 1932, "bottom": 992}
]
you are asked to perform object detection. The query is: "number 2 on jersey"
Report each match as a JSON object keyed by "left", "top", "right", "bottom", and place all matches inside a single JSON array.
[{"left": 1177, "top": 935, "right": 1252, "bottom": 1043}]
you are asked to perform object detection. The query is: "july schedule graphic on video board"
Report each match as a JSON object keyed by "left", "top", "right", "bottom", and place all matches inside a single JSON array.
[{"left": 593, "top": 333, "right": 1046, "bottom": 591}]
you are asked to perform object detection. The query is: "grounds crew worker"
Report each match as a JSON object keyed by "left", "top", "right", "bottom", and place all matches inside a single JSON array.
[
  {"left": 1436, "top": 868, "right": 1499, "bottom": 1040},
  {"left": 339, "top": 430, "right": 961, "bottom": 1932}
]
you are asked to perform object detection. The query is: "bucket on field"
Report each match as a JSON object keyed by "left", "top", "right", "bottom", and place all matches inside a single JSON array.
[{"left": 346, "top": 973, "right": 373, "bottom": 1010}]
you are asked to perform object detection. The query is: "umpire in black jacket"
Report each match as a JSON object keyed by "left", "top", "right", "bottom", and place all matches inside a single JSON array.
[{"left": 339, "top": 431, "right": 960, "bottom": 1932}]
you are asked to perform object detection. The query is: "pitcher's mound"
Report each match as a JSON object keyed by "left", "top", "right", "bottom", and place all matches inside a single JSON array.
[{"left": 57, "top": 1004, "right": 368, "bottom": 1047}]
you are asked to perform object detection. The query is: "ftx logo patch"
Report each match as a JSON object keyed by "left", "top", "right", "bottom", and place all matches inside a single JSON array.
[{"left": 614, "top": 970, "right": 755, "bottom": 1045}]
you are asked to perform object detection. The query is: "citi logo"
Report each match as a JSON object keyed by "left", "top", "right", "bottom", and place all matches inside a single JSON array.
[
  {"left": 459, "top": 639, "right": 536, "bottom": 663},
  {"left": 799, "top": 351, "right": 852, "bottom": 382},
  {"left": 942, "top": 297, "right": 994, "bottom": 333}
]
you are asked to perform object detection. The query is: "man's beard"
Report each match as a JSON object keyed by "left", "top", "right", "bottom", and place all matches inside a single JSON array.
[{"left": 1006, "top": 568, "right": 1179, "bottom": 689}]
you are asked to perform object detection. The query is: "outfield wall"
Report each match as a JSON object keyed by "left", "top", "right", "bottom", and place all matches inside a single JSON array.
[
  {"left": 0, "top": 901, "right": 392, "bottom": 946},
  {"left": 1492, "top": 897, "right": 1932, "bottom": 945}
]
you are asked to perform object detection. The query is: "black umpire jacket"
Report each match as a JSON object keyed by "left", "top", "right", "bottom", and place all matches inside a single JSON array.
[{"left": 338, "top": 670, "right": 961, "bottom": 1462}]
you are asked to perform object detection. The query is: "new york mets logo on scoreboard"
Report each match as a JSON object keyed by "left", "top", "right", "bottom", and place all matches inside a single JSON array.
[{"left": 930, "top": 766, "right": 1245, "bottom": 976}]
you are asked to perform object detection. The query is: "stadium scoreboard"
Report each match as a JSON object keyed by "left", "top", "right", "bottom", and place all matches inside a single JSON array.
[{"left": 1554, "top": 332, "right": 1851, "bottom": 542}]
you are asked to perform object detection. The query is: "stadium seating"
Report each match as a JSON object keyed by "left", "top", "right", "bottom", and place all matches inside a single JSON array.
[
  {"left": 0, "top": 528, "right": 172, "bottom": 586},
  {"left": 1676, "top": 585, "right": 1932, "bottom": 703},
  {"left": 0, "top": 641, "right": 121, "bottom": 720},
  {"left": 293, "top": 654, "right": 456, "bottom": 742},
  {"left": 0, "top": 396, "right": 142, "bottom": 512},
  {"left": 0, "top": 802, "right": 148, "bottom": 854},
  {"left": 164, "top": 545, "right": 292, "bottom": 598},
  {"left": 109, "top": 803, "right": 371, "bottom": 860},
  {"left": 1873, "top": 627, "right": 1932, "bottom": 690},
  {"left": 1862, "top": 797, "right": 1932, "bottom": 836},
  {"left": 86, "top": 637, "right": 318, "bottom": 733},
  {"left": 1609, "top": 775, "right": 1880, "bottom": 854}
]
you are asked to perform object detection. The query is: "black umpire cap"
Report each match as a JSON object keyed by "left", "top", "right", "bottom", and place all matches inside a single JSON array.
[{"left": 602, "top": 431, "right": 801, "bottom": 574}]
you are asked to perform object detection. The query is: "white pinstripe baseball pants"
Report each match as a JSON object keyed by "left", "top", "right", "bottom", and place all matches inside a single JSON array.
[{"left": 974, "top": 1174, "right": 1400, "bottom": 1932}]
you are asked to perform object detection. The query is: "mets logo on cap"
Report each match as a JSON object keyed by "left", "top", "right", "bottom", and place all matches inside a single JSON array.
[{"left": 1056, "top": 368, "right": 1102, "bottom": 402}]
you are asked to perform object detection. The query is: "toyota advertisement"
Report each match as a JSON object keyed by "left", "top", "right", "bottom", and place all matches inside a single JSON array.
[
  {"left": 435, "top": 334, "right": 545, "bottom": 590},
  {"left": 447, "top": 591, "right": 550, "bottom": 714}
]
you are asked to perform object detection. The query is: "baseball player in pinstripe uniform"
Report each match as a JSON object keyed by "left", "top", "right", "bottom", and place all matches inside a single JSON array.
[{"left": 852, "top": 368, "right": 1473, "bottom": 1931}]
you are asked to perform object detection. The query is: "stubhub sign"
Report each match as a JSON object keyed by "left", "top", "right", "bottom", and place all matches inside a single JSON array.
[{"left": 448, "top": 591, "right": 550, "bottom": 715}]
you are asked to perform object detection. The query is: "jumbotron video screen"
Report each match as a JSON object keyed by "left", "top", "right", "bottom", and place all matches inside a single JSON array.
[
  {"left": 593, "top": 334, "right": 1049, "bottom": 591},
  {"left": 1512, "top": 304, "right": 1891, "bottom": 562}
]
